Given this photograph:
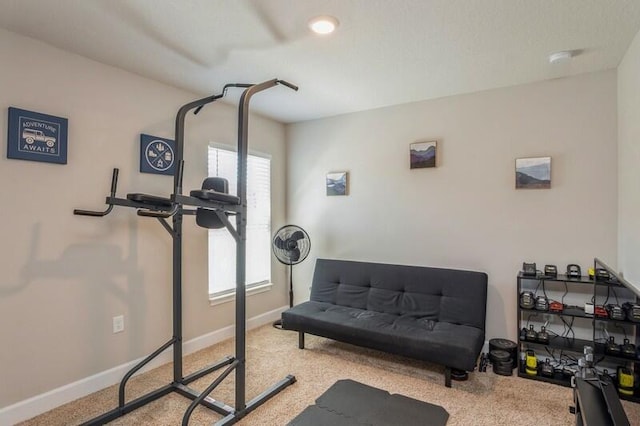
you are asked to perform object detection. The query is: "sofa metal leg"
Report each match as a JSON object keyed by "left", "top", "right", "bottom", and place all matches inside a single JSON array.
[
  {"left": 445, "top": 367, "right": 452, "bottom": 388},
  {"left": 298, "top": 332, "right": 305, "bottom": 349}
]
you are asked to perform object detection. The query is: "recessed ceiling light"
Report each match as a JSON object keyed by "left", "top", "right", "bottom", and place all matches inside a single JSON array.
[
  {"left": 308, "top": 15, "right": 339, "bottom": 35},
  {"left": 549, "top": 50, "right": 574, "bottom": 64}
]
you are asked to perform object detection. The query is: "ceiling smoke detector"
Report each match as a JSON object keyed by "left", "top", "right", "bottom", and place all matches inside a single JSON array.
[
  {"left": 549, "top": 50, "right": 574, "bottom": 64},
  {"left": 308, "top": 15, "right": 339, "bottom": 35}
]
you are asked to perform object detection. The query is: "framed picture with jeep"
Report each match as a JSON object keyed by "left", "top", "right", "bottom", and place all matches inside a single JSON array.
[{"left": 6, "top": 107, "right": 68, "bottom": 164}]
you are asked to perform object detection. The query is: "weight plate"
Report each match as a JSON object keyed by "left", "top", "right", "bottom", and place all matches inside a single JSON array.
[{"left": 489, "top": 350, "right": 511, "bottom": 363}]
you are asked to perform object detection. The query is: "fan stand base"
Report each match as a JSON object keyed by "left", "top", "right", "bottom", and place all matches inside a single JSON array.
[{"left": 272, "top": 319, "right": 283, "bottom": 329}]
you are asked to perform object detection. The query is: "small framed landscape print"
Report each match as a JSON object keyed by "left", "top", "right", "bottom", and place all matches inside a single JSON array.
[
  {"left": 326, "top": 172, "right": 348, "bottom": 196},
  {"left": 6, "top": 107, "right": 68, "bottom": 164},
  {"left": 410, "top": 140, "right": 437, "bottom": 169},
  {"left": 515, "top": 157, "right": 551, "bottom": 189}
]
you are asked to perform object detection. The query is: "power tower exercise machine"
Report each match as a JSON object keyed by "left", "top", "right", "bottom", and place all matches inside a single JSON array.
[{"left": 74, "top": 78, "right": 298, "bottom": 425}]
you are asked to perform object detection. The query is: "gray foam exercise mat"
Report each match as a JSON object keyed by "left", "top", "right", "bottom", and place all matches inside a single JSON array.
[{"left": 288, "top": 379, "right": 449, "bottom": 425}]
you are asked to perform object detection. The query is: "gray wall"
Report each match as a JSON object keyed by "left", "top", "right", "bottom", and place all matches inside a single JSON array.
[
  {"left": 618, "top": 29, "right": 640, "bottom": 291},
  {"left": 0, "top": 29, "right": 289, "bottom": 407},
  {"left": 287, "top": 70, "right": 618, "bottom": 342}
]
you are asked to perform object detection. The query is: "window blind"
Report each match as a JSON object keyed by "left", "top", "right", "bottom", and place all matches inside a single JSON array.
[{"left": 207, "top": 146, "right": 271, "bottom": 296}]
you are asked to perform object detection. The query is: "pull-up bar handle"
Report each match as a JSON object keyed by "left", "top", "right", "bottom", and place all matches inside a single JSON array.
[
  {"left": 224, "top": 83, "right": 254, "bottom": 91},
  {"left": 277, "top": 80, "right": 299, "bottom": 91},
  {"left": 192, "top": 83, "right": 254, "bottom": 115},
  {"left": 193, "top": 94, "right": 224, "bottom": 115},
  {"left": 73, "top": 168, "right": 119, "bottom": 217},
  {"left": 73, "top": 207, "right": 113, "bottom": 217},
  {"left": 109, "top": 168, "right": 119, "bottom": 195}
]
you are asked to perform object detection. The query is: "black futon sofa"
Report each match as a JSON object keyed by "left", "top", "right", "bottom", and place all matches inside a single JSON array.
[{"left": 281, "top": 259, "right": 488, "bottom": 387}]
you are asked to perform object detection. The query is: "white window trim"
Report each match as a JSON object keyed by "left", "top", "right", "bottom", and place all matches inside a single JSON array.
[
  {"left": 207, "top": 142, "right": 273, "bottom": 304},
  {"left": 209, "top": 281, "right": 273, "bottom": 306}
]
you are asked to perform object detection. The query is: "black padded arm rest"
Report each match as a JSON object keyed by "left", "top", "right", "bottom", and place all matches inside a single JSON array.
[
  {"left": 189, "top": 189, "right": 241, "bottom": 205},
  {"left": 126, "top": 193, "right": 173, "bottom": 209}
]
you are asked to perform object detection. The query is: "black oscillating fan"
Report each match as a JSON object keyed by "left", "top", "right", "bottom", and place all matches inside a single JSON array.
[{"left": 272, "top": 225, "right": 311, "bottom": 328}]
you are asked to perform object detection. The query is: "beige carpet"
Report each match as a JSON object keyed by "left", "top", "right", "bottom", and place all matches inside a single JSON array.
[{"left": 19, "top": 324, "right": 640, "bottom": 425}]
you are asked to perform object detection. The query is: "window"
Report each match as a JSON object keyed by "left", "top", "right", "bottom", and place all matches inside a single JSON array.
[{"left": 207, "top": 145, "right": 271, "bottom": 301}]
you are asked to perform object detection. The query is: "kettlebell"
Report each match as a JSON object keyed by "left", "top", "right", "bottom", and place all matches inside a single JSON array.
[
  {"left": 541, "top": 358, "right": 554, "bottom": 377},
  {"left": 520, "top": 327, "right": 527, "bottom": 342},
  {"left": 520, "top": 292, "right": 535, "bottom": 309},
  {"left": 535, "top": 295, "right": 549, "bottom": 311},
  {"left": 617, "top": 366, "right": 634, "bottom": 396},
  {"left": 606, "top": 336, "right": 621, "bottom": 355},
  {"left": 537, "top": 326, "right": 549, "bottom": 344},
  {"left": 525, "top": 350, "right": 537, "bottom": 375},
  {"left": 525, "top": 324, "right": 538, "bottom": 342},
  {"left": 622, "top": 338, "right": 636, "bottom": 359}
]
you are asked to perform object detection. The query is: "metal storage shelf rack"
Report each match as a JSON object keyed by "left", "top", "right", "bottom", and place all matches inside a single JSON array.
[{"left": 516, "top": 258, "right": 640, "bottom": 403}]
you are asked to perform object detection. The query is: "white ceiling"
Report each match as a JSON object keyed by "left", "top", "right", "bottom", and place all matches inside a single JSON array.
[{"left": 1, "top": 0, "right": 639, "bottom": 123}]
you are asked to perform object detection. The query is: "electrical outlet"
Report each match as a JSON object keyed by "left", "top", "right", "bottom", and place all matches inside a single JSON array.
[{"left": 113, "top": 315, "right": 124, "bottom": 334}]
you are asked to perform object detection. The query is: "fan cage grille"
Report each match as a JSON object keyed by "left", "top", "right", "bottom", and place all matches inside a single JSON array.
[{"left": 272, "top": 225, "right": 310, "bottom": 265}]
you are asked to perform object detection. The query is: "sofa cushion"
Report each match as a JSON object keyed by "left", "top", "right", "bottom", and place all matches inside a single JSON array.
[
  {"left": 310, "top": 259, "right": 487, "bottom": 330},
  {"left": 282, "top": 301, "right": 484, "bottom": 371}
]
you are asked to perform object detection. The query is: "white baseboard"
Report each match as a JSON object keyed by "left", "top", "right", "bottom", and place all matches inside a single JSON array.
[{"left": 0, "top": 306, "right": 287, "bottom": 426}]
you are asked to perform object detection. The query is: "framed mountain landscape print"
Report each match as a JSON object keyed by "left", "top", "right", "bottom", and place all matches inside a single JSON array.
[
  {"left": 515, "top": 156, "right": 551, "bottom": 189},
  {"left": 410, "top": 141, "right": 437, "bottom": 169},
  {"left": 326, "top": 171, "right": 348, "bottom": 196}
]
